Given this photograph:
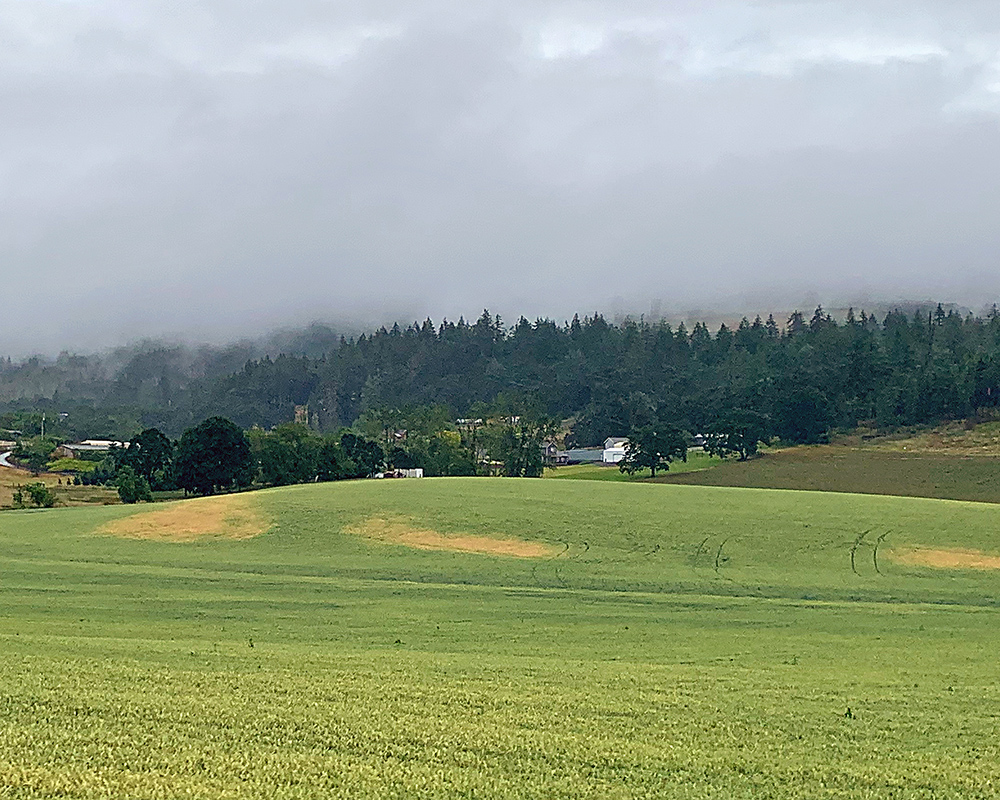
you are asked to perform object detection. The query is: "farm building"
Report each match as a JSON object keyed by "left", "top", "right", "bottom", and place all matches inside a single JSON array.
[
  {"left": 561, "top": 448, "right": 603, "bottom": 464},
  {"left": 376, "top": 469, "right": 424, "bottom": 479},
  {"left": 603, "top": 437, "right": 629, "bottom": 464},
  {"left": 55, "top": 441, "right": 128, "bottom": 459},
  {"left": 541, "top": 442, "right": 568, "bottom": 466}
]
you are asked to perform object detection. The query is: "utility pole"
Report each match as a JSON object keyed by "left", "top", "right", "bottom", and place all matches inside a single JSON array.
[{"left": 41, "top": 413, "right": 45, "bottom": 439}]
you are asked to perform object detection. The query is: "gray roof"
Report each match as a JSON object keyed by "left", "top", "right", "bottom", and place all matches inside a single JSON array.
[{"left": 562, "top": 448, "right": 604, "bottom": 463}]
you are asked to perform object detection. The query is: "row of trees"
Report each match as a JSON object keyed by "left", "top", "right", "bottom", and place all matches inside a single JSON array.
[
  {"left": 616, "top": 408, "right": 770, "bottom": 479},
  {"left": 6, "top": 303, "right": 1000, "bottom": 447},
  {"left": 92, "top": 398, "right": 581, "bottom": 502},
  {"left": 94, "top": 418, "right": 390, "bottom": 502},
  {"left": 175, "top": 305, "right": 1000, "bottom": 445}
]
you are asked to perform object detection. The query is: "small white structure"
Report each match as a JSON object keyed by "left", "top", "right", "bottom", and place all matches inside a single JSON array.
[
  {"left": 56, "top": 440, "right": 129, "bottom": 459},
  {"left": 376, "top": 468, "right": 424, "bottom": 479},
  {"left": 80, "top": 440, "right": 128, "bottom": 449},
  {"left": 602, "top": 437, "right": 628, "bottom": 464}
]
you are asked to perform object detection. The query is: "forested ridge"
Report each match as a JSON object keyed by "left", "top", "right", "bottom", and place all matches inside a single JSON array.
[{"left": 3, "top": 305, "right": 1000, "bottom": 444}]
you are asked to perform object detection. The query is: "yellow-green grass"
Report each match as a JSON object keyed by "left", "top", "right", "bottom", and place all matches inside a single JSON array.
[
  {"left": 4, "top": 478, "right": 1000, "bottom": 798},
  {"left": 45, "top": 457, "right": 98, "bottom": 474},
  {"left": 545, "top": 450, "right": 716, "bottom": 481},
  {"left": 863, "top": 419, "right": 1000, "bottom": 456},
  {"left": 662, "top": 445, "right": 1000, "bottom": 504}
]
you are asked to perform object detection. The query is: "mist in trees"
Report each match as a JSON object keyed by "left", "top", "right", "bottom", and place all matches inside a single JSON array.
[{"left": 4, "top": 305, "right": 999, "bottom": 452}]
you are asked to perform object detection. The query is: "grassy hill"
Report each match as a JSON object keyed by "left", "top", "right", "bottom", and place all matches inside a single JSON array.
[
  {"left": 547, "top": 420, "right": 1000, "bottom": 504},
  {"left": 660, "top": 445, "right": 1000, "bottom": 504},
  {"left": 4, "top": 478, "right": 1000, "bottom": 797},
  {"left": 544, "top": 450, "right": 716, "bottom": 482}
]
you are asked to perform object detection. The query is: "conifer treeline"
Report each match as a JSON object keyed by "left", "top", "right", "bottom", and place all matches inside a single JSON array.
[
  {"left": 158, "top": 305, "right": 1000, "bottom": 444},
  {"left": 6, "top": 305, "right": 1000, "bottom": 443}
]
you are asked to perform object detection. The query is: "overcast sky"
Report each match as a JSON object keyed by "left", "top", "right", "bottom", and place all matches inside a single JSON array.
[{"left": 3, "top": 0, "right": 999, "bottom": 354}]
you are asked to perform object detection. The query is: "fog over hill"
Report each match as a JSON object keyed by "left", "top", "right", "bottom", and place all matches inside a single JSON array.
[{"left": 2, "top": 1, "right": 999, "bottom": 355}]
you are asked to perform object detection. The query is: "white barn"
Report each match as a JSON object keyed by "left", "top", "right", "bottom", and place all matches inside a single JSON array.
[{"left": 602, "top": 437, "right": 628, "bottom": 464}]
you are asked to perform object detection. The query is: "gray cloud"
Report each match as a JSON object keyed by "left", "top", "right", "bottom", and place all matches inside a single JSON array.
[{"left": 2, "top": 1, "right": 999, "bottom": 354}]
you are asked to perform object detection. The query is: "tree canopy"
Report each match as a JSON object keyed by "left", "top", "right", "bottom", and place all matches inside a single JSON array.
[
  {"left": 119, "top": 428, "right": 174, "bottom": 488},
  {"left": 3, "top": 304, "right": 998, "bottom": 449},
  {"left": 703, "top": 411, "right": 771, "bottom": 461},
  {"left": 174, "top": 416, "right": 253, "bottom": 495},
  {"left": 620, "top": 424, "right": 687, "bottom": 478}
]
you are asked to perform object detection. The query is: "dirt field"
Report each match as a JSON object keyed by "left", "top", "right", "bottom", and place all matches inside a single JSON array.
[{"left": 347, "top": 516, "right": 558, "bottom": 558}]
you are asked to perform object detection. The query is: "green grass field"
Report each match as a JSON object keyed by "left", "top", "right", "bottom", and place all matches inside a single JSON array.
[
  {"left": 4, "top": 478, "right": 1000, "bottom": 797},
  {"left": 545, "top": 450, "right": 716, "bottom": 481},
  {"left": 661, "top": 445, "right": 1000, "bottom": 504}
]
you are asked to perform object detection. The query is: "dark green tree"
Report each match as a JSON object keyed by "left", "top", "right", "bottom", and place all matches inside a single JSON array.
[
  {"left": 406, "top": 430, "right": 476, "bottom": 477},
  {"left": 481, "top": 413, "right": 558, "bottom": 478},
  {"left": 175, "top": 416, "right": 253, "bottom": 495},
  {"left": 387, "top": 445, "right": 417, "bottom": 470},
  {"left": 776, "top": 385, "right": 833, "bottom": 444},
  {"left": 703, "top": 410, "right": 770, "bottom": 461},
  {"left": 121, "top": 428, "right": 174, "bottom": 489},
  {"left": 250, "top": 423, "right": 320, "bottom": 487},
  {"left": 316, "top": 437, "right": 351, "bottom": 481},
  {"left": 620, "top": 424, "right": 687, "bottom": 478},
  {"left": 115, "top": 465, "right": 153, "bottom": 504},
  {"left": 340, "top": 432, "right": 384, "bottom": 478}
]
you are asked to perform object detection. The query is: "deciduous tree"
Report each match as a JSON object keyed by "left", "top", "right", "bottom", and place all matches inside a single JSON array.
[
  {"left": 340, "top": 432, "right": 384, "bottom": 478},
  {"left": 620, "top": 424, "right": 687, "bottom": 478},
  {"left": 703, "top": 411, "right": 770, "bottom": 461},
  {"left": 120, "top": 428, "right": 174, "bottom": 489},
  {"left": 175, "top": 417, "right": 253, "bottom": 495},
  {"left": 115, "top": 465, "right": 153, "bottom": 504}
]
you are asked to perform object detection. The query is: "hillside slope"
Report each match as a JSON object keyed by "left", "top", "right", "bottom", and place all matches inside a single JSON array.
[
  {"left": 4, "top": 479, "right": 1000, "bottom": 798},
  {"left": 662, "top": 444, "right": 1000, "bottom": 504}
]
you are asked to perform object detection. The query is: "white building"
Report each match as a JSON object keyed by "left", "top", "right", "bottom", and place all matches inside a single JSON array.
[
  {"left": 376, "top": 468, "right": 424, "bottom": 479},
  {"left": 55, "top": 440, "right": 129, "bottom": 459},
  {"left": 602, "top": 437, "right": 628, "bottom": 464}
]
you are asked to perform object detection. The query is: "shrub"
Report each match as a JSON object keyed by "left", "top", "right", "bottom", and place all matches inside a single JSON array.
[
  {"left": 13, "top": 483, "right": 57, "bottom": 509},
  {"left": 116, "top": 466, "right": 153, "bottom": 504}
]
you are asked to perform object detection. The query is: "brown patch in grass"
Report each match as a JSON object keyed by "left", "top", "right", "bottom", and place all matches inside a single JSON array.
[
  {"left": 889, "top": 547, "right": 1000, "bottom": 571},
  {"left": 99, "top": 493, "right": 269, "bottom": 542},
  {"left": 347, "top": 516, "right": 557, "bottom": 558}
]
